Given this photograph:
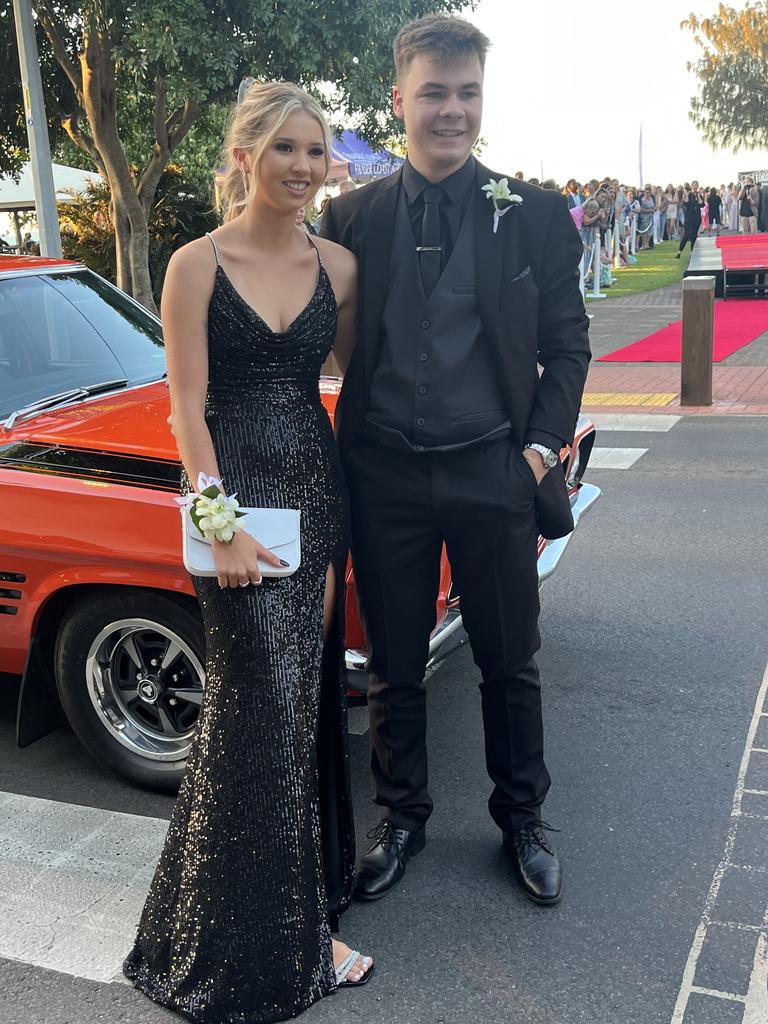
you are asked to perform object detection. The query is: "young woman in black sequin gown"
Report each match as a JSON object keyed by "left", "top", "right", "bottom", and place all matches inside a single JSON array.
[{"left": 122, "top": 82, "right": 372, "bottom": 1023}]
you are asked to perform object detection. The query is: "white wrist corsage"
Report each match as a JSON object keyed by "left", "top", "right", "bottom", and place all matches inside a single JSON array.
[
  {"left": 482, "top": 177, "right": 523, "bottom": 233},
  {"left": 185, "top": 473, "right": 245, "bottom": 544}
]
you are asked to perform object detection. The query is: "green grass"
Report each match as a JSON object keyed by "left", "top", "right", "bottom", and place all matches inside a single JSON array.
[{"left": 587, "top": 240, "right": 688, "bottom": 300}]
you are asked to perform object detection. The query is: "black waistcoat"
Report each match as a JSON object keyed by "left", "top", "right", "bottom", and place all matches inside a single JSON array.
[{"left": 364, "top": 184, "right": 510, "bottom": 452}]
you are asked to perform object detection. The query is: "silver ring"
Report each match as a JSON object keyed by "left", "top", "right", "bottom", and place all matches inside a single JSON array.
[
  {"left": 239, "top": 581, "right": 249, "bottom": 588},
  {"left": 250, "top": 578, "right": 262, "bottom": 586}
]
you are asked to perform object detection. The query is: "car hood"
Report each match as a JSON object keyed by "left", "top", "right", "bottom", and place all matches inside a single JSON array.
[
  {"left": 0, "top": 381, "right": 178, "bottom": 459},
  {"left": 0, "top": 377, "right": 343, "bottom": 461}
]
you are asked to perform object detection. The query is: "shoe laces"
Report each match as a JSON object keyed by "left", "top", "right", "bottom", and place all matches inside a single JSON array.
[
  {"left": 517, "top": 819, "right": 560, "bottom": 855},
  {"left": 367, "top": 820, "right": 397, "bottom": 850}
]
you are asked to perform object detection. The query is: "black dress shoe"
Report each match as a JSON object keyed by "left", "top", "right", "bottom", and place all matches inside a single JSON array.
[
  {"left": 354, "top": 820, "right": 426, "bottom": 901},
  {"left": 503, "top": 820, "right": 563, "bottom": 905}
]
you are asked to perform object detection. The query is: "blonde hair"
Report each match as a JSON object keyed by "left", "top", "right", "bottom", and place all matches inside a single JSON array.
[{"left": 217, "top": 81, "right": 331, "bottom": 223}]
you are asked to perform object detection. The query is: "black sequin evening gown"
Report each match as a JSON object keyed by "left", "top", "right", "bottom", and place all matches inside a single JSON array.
[{"left": 123, "top": 233, "right": 355, "bottom": 1023}]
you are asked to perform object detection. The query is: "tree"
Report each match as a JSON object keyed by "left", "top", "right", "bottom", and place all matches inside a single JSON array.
[
  {"left": 4, "top": 0, "right": 468, "bottom": 312},
  {"left": 685, "top": 2, "right": 768, "bottom": 152},
  {"left": 0, "top": 5, "right": 70, "bottom": 177},
  {"left": 58, "top": 167, "right": 218, "bottom": 303}
]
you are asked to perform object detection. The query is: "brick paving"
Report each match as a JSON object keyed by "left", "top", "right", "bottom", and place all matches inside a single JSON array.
[{"left": 583, "top": 282, "right": 768, "bottom": 415}]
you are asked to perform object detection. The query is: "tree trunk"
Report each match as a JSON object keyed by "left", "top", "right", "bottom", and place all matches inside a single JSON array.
[
  {"left": 127, "top": 211, "right": 156, "bottom": 313},
  {"left": 76, "top": 28, "right": 159, "bottom": 311},
  {"left": 109, "top": 179, "right": 155, "bottom": 312},
  {"left": 111, "top": 197, "right": 132, "bottom": 295}
]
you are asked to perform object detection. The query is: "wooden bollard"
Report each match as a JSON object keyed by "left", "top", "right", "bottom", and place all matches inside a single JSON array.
[{"left": 681, "top": 276, "right": 714, "bottom": 406}]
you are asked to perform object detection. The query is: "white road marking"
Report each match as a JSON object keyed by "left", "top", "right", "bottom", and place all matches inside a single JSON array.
[
  {"left": 590, "top": 413, "right": 681, "bottom": 432},
  {"left": 744, "top": 933, "right": 768, "bottom": 1024},
  {"left": 346, "top": 705, "right": 369, "bottom": 736},
  {"left": 688, "top": 985, "right": 745, "bottom": 1002},
  {"left": 588, "top": 446, "right": 648, "bottom": 470},
  {"left": 0, "top": 791, "right": 166, "bottom": 983},
  {"left": 670, "top": 661, "right": 768, "bottom": 1024}
]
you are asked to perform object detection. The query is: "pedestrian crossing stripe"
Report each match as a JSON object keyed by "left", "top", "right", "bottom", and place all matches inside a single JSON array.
[
  {"left": 582, "top": 392, "right": 678, "bottom": 407},
  {"left": 589, "top": 447, "right": 647, "bottom": 469}
]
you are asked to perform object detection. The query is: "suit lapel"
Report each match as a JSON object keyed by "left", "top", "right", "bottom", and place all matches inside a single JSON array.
[
  {"left": 474, "top": 163, "right": 522, "bottom": 334},
  {"left": 362, "top": 168, "right": 401, "bottom": 389}
]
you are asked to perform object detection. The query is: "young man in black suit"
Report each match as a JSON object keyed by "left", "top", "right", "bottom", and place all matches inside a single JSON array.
[{"left": 322, "top": 15, "right": 590, "bottom": 906}]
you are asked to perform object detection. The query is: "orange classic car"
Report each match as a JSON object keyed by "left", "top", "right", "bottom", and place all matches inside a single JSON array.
[{"left": 0, "top": 256, "right": 600, "bottom": 790}]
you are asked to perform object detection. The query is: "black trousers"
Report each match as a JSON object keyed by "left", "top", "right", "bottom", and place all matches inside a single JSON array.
[
  {"left": 679, "top": 226, "right": 699, "bottom": 252},
  {"left": 344, "top": 437, "right": 552, "bottom": 833}
]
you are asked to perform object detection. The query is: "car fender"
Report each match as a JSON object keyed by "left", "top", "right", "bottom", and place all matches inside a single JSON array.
[{"left": 15, "top": 576, "right": 198, "bottom": 750}]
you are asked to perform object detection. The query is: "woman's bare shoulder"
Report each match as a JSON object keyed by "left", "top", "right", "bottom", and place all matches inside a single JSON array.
[
  {"left": 314, "top": 235, "right": 357, "bottom": 277},
  {"left": 163, "top": 236, "right": 218, "bottom": 309},
  {"left": 167, "top": 235, "right": 217, "bottom": 278}
]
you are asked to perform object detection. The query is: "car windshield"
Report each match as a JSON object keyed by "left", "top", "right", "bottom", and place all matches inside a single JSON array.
[{"left": 0, "top": 269, "right": 166, "bottom": 420}]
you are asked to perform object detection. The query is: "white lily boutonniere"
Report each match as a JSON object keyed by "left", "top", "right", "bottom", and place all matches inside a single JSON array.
[{"left": 482, "top": 177, "right": 523, "bottom": 233}]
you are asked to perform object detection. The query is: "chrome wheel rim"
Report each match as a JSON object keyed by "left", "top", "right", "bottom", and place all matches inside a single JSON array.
[{"left": 84, "top": 618, "right": 205, "bottom": 761}]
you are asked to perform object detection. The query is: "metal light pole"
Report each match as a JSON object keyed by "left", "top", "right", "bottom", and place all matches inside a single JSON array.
[{"left": 13, "top": 0, "right": 62, "bottom": 257}]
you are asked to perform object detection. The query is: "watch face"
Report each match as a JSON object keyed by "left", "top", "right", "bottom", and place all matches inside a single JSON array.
[{"left": 545, "top": 451, "right": 559, "bottom": 468}]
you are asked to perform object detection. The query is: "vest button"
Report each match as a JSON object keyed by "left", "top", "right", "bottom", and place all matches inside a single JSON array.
[
  {"left": 418, "top": 384, "right": 428, "bottom": 395},
  {"left": 415, "top": 445, "right": 424, "bottom": 452},
  {"left": 421, "top": 319, "right": 431, "bottom": 330},
  {"left": 419, "top": 352, "right": 428, "bottom": 362},
  {"left": 416, "top": 417, "right": 426, "bottom": 427}
]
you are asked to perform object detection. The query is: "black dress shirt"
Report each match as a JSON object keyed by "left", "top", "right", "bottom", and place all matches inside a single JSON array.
[{"left": 402, "top": 156, "right": 476, "bottom": 271}]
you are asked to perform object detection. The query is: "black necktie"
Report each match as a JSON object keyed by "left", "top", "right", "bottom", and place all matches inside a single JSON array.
[{"left": 418, "top": 185, "right": 443, "bottom": 297}]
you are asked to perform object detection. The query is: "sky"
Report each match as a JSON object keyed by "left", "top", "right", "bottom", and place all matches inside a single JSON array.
[{"left": 464, "top": 0, "right": 768, "bottom": 187}]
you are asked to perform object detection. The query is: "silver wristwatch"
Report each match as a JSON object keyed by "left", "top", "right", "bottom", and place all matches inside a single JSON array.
[{"left": 524, "top": 443, "right": 559, "bottom": 469}]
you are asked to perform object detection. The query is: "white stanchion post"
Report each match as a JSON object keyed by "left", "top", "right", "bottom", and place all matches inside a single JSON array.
[
  {"left": 630, "top": 218, "right": 637, "bottom": 256},
  {"left": 579, "top": 247, "right": 586, "bottom": 300},
  {"left": 614, "top": 215, "right": 622, "bottom": 269},
  {"left": 590, "top": 233, "right": 606, "bottom": 300}
]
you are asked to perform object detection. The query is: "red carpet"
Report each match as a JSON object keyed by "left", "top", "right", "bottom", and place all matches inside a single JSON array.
[
  {"left": 598, "top": 299, "right": 768, "bottom": 362},
  {"left": 716, "top": 233, "right": 768, "bottom": 269}
]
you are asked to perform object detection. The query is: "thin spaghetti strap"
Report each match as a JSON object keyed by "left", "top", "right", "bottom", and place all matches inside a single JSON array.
[
  {"left": 206, "top": 232, "right": 221, "bottom": 267},
  {"left": 305, "top": 232, "right": 323, "bottom": 270}
]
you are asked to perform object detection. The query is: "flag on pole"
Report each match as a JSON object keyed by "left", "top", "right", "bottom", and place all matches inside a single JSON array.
[{"left": 638, "top": 123, "right": 644, "bottom": 188}]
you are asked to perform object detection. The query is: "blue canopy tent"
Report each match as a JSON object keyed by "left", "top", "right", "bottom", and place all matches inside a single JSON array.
[{"left": 330, "top": 131, "right": 403, "bottom": 180}]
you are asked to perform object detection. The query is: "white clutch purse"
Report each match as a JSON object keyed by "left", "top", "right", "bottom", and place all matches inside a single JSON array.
[{"left": 181, "top": 505, "right": 301, "bottom": 578}]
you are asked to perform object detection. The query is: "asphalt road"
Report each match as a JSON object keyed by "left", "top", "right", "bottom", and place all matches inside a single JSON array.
[{"left": 1, "top": 414, "right": 767, "bottom": 1024}]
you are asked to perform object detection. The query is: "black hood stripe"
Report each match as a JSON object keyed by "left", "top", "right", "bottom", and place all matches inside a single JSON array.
[{"left": 0, "top": 442, "right": 180, "bottom": 491}]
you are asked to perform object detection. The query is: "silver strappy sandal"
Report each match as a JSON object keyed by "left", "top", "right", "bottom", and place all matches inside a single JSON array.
[{"left": 335, "top": 950, "right": 375, "bottom": 988}]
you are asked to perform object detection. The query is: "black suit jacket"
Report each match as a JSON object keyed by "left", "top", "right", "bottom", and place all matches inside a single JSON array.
[{"left": 321, "top": 162, "right": 591, "bottom": 537}]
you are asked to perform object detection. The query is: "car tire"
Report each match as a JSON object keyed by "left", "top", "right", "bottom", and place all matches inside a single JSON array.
[{"left": 55, "top": 589, "right": 205, "bottom": 792}]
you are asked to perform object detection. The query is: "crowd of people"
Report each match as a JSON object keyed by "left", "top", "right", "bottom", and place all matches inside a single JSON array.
[
  {"left": 509, "top": 173, "right": 767, "bottom": 281},
  {"left": 311, "top": 174, "right": 767, "bottom": 287}
]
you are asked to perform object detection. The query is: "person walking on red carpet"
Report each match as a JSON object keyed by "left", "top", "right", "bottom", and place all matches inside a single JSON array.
[{"left": 676, "top": 192, "right": 702, "bottom": 258}]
